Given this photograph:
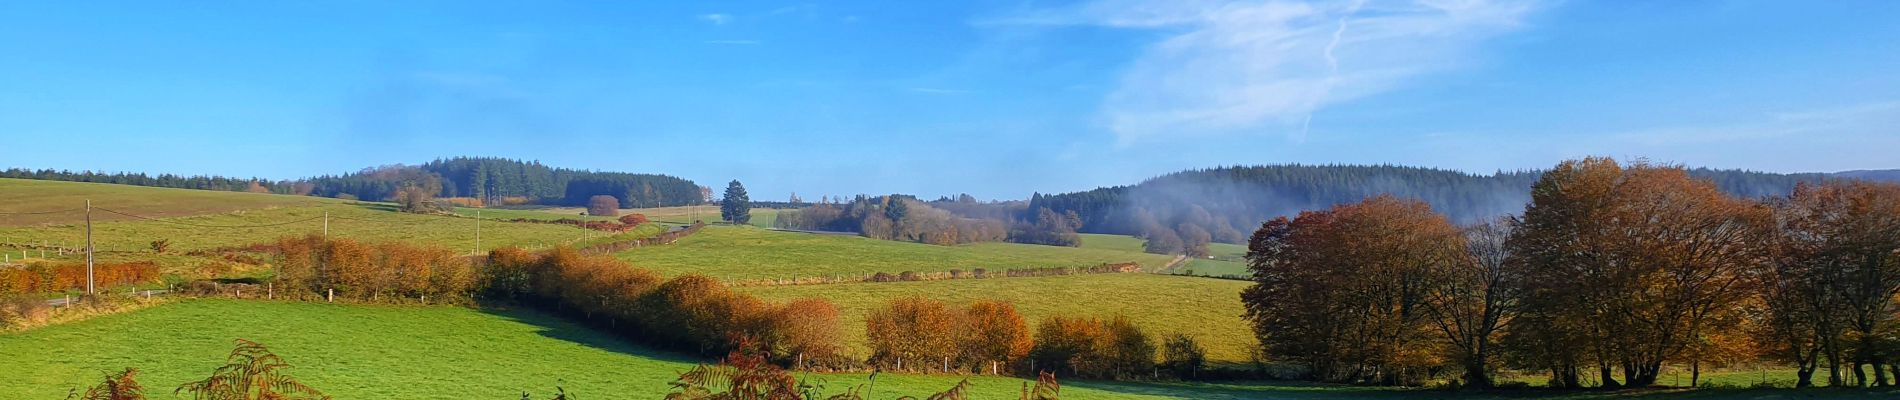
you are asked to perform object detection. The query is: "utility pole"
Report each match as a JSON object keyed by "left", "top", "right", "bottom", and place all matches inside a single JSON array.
[
  {"left": 474, "top": 209, "right": 482, "bottom": 256},
  {"left": 85, "top": 199, "right": 94, "bottom": 295}
]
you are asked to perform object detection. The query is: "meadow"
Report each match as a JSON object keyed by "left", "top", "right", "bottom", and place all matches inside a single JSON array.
[
  {"left": 617, "top": 225, "right": 1177, "bottom": 281},
  {"left": 3, "top": 299, "right": 1867, "bottom": 400},
  {"left": 742, "top": 273, "right": 1258, "bottom": 365},
  {"left": 0, "top": 300, "right": 1317, "bottom": 399},
  {"left": 535, "top": 205, "right": 780, "bottom": 227},
  {"left": 1079, "top": 233, "right": 1250, "bottom": 276},
  {"left": 0, "top": 179, "right": 663, "bottom": 278}
]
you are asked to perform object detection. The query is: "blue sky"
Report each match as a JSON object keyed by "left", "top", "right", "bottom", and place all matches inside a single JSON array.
[{"left": 2, "top": 1, "right": 1896, "bottom": 200}]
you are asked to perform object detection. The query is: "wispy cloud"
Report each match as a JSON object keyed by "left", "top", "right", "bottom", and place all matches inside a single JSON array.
[
  {"left": 987, "top": 0, "right": 1540, "bottom": 144},
  {"left": 700, "top": 13, "right": 732, "bottom": 25},
  {"left": 907, "top": 87, "right": 975, "bottom": 95},
  {"left": 704, "top": 40, "right": 762, "bottom": 45},
  {"left": 1605, "top": 100, "right": 1900, "bottom": 147}
]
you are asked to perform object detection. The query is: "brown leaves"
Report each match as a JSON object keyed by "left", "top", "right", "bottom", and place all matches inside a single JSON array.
[
  {"left": 175, "top": 339, "right": 328, "bottom": 400},
  {"left": 1239, "top": 195, "right": 1461, "bottom": 384},
  {"left": 70, "top": 368, "right": 145, "bottom": 400}
]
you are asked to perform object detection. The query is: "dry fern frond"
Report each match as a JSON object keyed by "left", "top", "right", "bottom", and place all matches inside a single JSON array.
[
  {"left": 175, "top": 339, "right": 328, "bottom": 400},
  {"left": 68, "top": 368, "right": 145, "bottom": 400},
  {"left": 1020, "top": 372, "right": 1059, "bottom": 400}
]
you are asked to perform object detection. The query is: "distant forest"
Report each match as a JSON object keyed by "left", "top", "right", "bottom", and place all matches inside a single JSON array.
[
  {"left": 1, "top": 157, "right": 705, "bottom": 208},
  {"left": 1028, "top": 165, "right": 1893, "bottom": 248}
]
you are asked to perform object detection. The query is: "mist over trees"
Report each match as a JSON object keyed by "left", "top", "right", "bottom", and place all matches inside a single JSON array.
[{"left": 1030, "top": 164, "right": 1870, "bottom": 256}]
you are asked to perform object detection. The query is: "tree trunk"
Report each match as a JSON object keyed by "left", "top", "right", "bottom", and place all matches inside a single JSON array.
[
  {"left": 1463, "top": 360, "right": 1493, "bottom": 389},
  {"left": 1854, "top": 362, "right": 1867, "bottom": 387},
  {"left": 1600, "top": 366, "right": 1621, "bottom": 388},
  {"left": 1796, "top": 366, "right": 1814, "bottom": 388},
  {"left": 1690, "top": 361, "right": 1700, "bottom": 387},
  {"left": 1874, "top": 359, "right": 1889, "bottom": 387}
]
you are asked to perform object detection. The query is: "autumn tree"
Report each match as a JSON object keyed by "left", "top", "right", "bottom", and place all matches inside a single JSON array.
[
  {"left": 866, "top": 296, "right": 960, "bottom": 371},
  {"left": 1102, "top": 316, "right": 1157, "bottom": 380},
  {"left": 393, "top": 185, "right": 441, "bottom": 213},
  {"left": 961, "top": 300, "right": 1033, "bottom": 374},
  {"left": 1240, "top": 196, "right": 1461, "bottom": 385},
  {"left": 587, "top": 195, "right": 620, "bottom": 216},
  {"left": 721, "top": 180, "right": 751, "bottom": 224},
  {"left": 1142, "top": 227, "right": 1184, "bottom": 255},
  {"left": 1177, "top": 223, "right": 1212, "bottom": 258},
  {"left": 758, "top": 298, "right": 844, "bottom": 368},
  {"left": 1760, "top": 180, "right": 1900, "bottom": 387},
  {"left": 1419, "top": 218, "right": 1521, "bottom": 388},
  {"left": 1506, "top": 157, "right": 1766, "bottom": 387},
  {"left": 1030, "top": 316, "right": 1105, "bottom": 378},
  {"left": 1161, "top": 333, "right": 1207, "bottom": 380}
]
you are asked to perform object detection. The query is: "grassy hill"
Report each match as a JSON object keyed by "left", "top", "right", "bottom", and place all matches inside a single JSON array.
[
  {"left": 1081, "top": 233, "right": 1250, "bottom": 277},
  {"left": 0, "top": 179, "right": 661, "bottom": 278},
  {"left": 617, "top": 226, "right": 1176, "bottom": 282},
  {"left": 1182, "top": 242, "right": 1249, "bottom": 277},
  {"left": 742, "top": 273, "right": 1257, "bottom": 365},
  {"left": 1, "top": 300, "right": 1845, "bottom": 399},
  {"left": 0, "top": 299, "right": 1329, "bottom": 399},
  {"left": 0, "top": 178, "right": 327, "bottom": 227}
]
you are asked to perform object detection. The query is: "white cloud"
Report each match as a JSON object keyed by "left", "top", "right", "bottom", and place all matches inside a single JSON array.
[
  {"left": 700, "top": 13, "right": 732, "bottom": 25},
  {"left": 989, "top": 0, "right": 1540, "bottom": 144}
]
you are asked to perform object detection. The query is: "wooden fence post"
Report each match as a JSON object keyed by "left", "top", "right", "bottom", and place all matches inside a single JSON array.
[{"left": 327, "top": 288, "right": 333, "bottom": 302}]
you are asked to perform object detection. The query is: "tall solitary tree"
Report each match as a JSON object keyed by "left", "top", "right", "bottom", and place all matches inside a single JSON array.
[{"left": 721, "top": 180, "right": 752, "bottom": 224}]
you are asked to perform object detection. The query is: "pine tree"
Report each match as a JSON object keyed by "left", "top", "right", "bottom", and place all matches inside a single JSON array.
[{"left": 721, "top": 180, "right": 752, "bottom": 224}]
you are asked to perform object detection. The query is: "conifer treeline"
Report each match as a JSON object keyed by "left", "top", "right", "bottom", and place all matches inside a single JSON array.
[
  {"left": 2, "top": 157, "right": 704, "bottom": 208},
  {"left": 1030, "top": 164, "right": 1866, "bottom": 250}
]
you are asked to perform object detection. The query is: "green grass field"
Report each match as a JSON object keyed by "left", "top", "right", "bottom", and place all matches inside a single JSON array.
[
  {"left": 0, "top": 299, "right": 1340, "bottom": 399},
  {"left": 1080, "top": 233, "right": 1251, "bottom": 277},
  {"left": 1181, "top": 242, "right": 1249, "bottom": 277},
  {"left": 742, "top": 273, "right": 1258, "bottom": 365},
  {"left": 618, "top": 226, "right": 1177, "bottom": 281},
  {"left": 5, "top": 300, "right": 1865, "bottom": 400},
  {"left": 0, "top": 178, "right": 329, "bottom": 227},
  {"left": 0, "top": 179, "right": 664, "bottom": 278}
]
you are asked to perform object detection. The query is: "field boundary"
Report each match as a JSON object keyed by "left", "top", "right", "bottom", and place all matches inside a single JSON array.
[
  {"left": 728, "top": 262, "right": 1144, "bottom": 287},
  {"left": 578, "top": 222, "right": 705, "bottom": 255}
]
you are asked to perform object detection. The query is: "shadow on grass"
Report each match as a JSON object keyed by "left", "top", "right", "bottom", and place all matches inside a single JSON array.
[
  {"left": 473, "top": 305, "right": 700, "bottom": 366},
  {"left": 1062, "top": 379, "right": 1900, "bottom": 400}
]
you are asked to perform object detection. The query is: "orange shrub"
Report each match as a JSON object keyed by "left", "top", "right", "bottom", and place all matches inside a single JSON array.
[
  {"left": 271, "top": 234, "right": 478, "bottom": 302},
  {"left": 0, "top": 261, "right": 158, "bottom": 294},
  {"left": 962, "top": 300, "right": 1033, "bottom": 373},
  {"left": 480, "top": 245, "right": 839, "bottom": 364},
  {"left": 866, "top": 296, "right": 961, "bottom": 371},
  {"left": 442, "top": 197, "right": 485, "bottom": 208}
]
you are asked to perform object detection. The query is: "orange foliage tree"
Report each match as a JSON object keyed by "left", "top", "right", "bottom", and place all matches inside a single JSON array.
[
  {"left": 1240, "top": 195, "right": 1462, "bottom": 385},
  {"left": 1506, "top": 158, "right": 1766, "bottom": 387}
]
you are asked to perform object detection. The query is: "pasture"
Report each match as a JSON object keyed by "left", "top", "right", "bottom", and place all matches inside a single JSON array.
[
  {"left": 0, "top": 299, "right": 1297, "bottom": 399},
  {"left": 742, "top": 273, "right": 1258, "bottom": 365},
  {"left": 617, "top": 225, "right": 1177, "bottom": 281},
  {"left": 0, "top": 179, "right": 662, "bottom": 278},
  {"left": 1081, "top": 233, "right": 1250, "bottom": 277},
  {"left": 1, "top": 299, "right": 1861, "bottom": 399}
]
